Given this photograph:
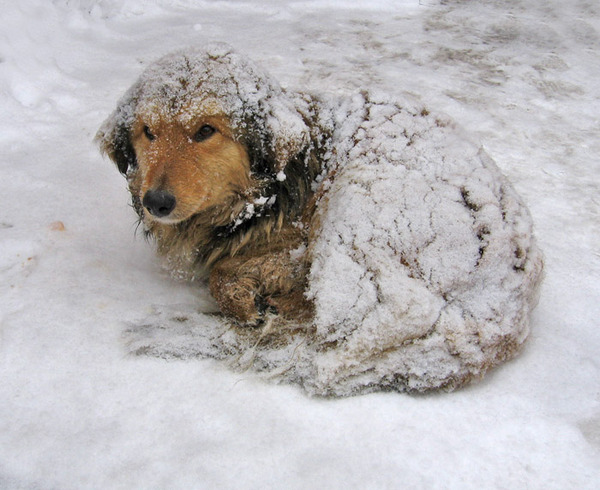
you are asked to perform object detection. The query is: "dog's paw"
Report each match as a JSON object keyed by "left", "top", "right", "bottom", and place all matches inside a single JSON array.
[{"left": 223, "top": 295, "right": 270, "bottom": 328}]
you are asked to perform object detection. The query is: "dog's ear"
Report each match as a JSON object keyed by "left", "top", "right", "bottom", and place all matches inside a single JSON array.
[
  {"left": 247, "top": 95, "right": 311, "bottom": 177},
  {"left": 95, "top": 90, "right": 138, "bottom": 176},
  {"left": 96, "top": 122, "right": 136, "bottom": 175},
  {"left": 264, "top": 98, "right": 310, "bottom": 173}
]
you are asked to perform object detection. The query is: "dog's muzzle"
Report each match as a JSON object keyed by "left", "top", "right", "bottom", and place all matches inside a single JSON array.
[{"left": 142, "top": 189, "right": 177, "bottom": 218}]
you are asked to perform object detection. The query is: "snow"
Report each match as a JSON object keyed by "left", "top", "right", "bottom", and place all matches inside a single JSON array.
[{"left": 1, "top": 0, "right": 599, "bottom": 488}]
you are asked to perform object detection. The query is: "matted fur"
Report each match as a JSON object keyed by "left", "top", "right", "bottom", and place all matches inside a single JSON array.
[{"left": 97, "top": 44, "right": 544, "bottom": 395}]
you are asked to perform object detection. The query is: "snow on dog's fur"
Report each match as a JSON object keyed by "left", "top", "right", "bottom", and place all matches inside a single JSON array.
[{"left": 97, "top": 44, "right": 543, "bottom": 395}]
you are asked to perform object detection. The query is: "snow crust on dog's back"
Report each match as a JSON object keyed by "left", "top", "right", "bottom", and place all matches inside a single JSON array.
[{"left": 306, "top": 92, "right": 543, "bottom": 393}]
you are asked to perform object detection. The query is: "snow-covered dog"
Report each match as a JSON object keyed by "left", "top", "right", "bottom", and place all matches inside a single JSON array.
[{"left": 97, "top": 44, "right": 543, "bottom": 395}]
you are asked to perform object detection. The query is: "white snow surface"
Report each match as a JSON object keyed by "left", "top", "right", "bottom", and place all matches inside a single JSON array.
[{"left": 1, "top": 0, "right": 599, "bottom": 488}]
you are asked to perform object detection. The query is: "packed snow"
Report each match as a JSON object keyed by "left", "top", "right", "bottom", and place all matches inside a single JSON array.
[{"left": 1, "top": 0, "right": 599, "bottom": 488}]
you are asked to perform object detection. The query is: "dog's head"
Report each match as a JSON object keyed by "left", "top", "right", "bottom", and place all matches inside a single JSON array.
[{"left": 96, "top": 44, "right": 311, "bottom": 225}]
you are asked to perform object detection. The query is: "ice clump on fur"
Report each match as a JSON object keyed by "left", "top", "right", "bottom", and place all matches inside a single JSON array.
[{"left": 118, "top": 49, "right": 543, "bottom": 396}]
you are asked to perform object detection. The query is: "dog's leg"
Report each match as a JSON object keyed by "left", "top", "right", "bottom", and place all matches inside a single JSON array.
[
  {"left": 209, "top": 257, "right": 264, "bottom": 326},
  {"left": 209, "top": 251, "right": 312, "bottom": 326}
]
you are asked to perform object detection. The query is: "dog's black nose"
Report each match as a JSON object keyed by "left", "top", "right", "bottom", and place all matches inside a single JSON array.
[{"left": 142, "top": 189, "right": 176, "bottom": 218}]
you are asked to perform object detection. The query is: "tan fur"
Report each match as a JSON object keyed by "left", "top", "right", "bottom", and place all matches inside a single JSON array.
[{"left": 130, "top": 113, "right": 253, "bottom": 224}]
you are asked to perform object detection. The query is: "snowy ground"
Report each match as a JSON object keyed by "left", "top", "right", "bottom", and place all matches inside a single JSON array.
[{"left": 1, "top": 0, "right": 599, "bottom": 488}]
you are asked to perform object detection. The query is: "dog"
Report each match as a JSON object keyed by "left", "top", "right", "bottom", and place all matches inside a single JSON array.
[{"left": 97, "top": 44, "right": 543, "bottom": 393}]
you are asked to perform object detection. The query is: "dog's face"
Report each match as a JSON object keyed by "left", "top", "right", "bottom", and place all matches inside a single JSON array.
[{"left": 129, "top": 105, "right": 252, "bottom": 224}]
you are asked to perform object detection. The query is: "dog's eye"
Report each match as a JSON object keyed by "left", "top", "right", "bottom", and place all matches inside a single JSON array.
[
  {"left": 193, "top": 125, "right": 216, "bottom": 142},
  {"left": 143, "top": 125, "right": 155, "bottom": 141}
]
